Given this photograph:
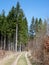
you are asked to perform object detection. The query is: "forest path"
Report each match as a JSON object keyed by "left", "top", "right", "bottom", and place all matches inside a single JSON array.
[
  {"left": 25, "top": 52, "right": 32, "bottom": 65},
  {"left": 11, "top": 52, "right": 22, "bottom": 65},
  {"left": 16, "top": 52, "right": 32, "bottom": 65},
  {"left": 0, "top": 52, "right": 19, "bottom": 65},
  {"left": 0, "top": 52, "right": 32, "bottom": 65}
]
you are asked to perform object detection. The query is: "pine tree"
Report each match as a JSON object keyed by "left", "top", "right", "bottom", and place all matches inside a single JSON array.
[
  {"left": 35, "top": 18, "right": 39, "bottom": 33},
  {"left": 30, "top": 17, "right": 35, "bottom": 39},
  {"left": 18, "top": 8, "right": 28, "bottom": 51},
  {"left": 38, "top": 18, "right": 42, "bottom": 32},
  {"left": 1, "top": 10, "right": 7, "bottom": 50},
  {"left": 0, "top": 2, "right": 28, "bottom": 51},
  {"left": 15, "top": 2, "right": 21, "bottom": 51}
]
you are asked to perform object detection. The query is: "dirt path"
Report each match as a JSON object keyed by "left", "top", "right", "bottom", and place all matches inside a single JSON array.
[
  {"left": 16, "top": 52, "right": 32, "bottom": 65},
  {"left": 25, "top": 52, "right": 32, "bottom": 65},
  {"left": 11, "top": 52, "right": 22, "bottom": 65},
  {"left": 0, "top": 53, "right": 18, "bottom": 65},
  {"left": 0, "top": 52, "right": 32, "bottom": 65}
]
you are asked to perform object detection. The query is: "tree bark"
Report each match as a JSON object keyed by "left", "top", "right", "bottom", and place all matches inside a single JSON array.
[
  {"left": 8, "top": 39, "right": 11, "bottom": 51},
  {"left": 4, "top": 35, "right": 6, "bottom": 50},
  {"left": 20, "top": 43, "right": 21, "bottom": 52},
  {"left": 11, "top": 42, "right": 13, "bottom": 51},
  {"left": 16, "top": 24, "right": 18, "bottom": 52},
  {"left": 1, "top": 35, "right": 3, "bottom": 50},
  {"left": 0, "top": 32, "right": 1, "bottom": 50}
]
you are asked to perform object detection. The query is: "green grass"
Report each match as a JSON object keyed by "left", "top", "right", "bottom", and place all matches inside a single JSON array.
[
  {"left": 17, "top": 54, "right": 28, "bottom": 65},
  {"left": 32, "top": 63, "right": 36, "bottom": 65}
]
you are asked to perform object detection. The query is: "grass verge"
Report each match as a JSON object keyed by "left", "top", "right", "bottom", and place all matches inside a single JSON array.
[{"left": 17, "top": 54, "right": 28, "bottom": 65}]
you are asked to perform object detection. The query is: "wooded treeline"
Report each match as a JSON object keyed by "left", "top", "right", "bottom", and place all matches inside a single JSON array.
[
  {"left": 0, "top": 2, "right": 28, "bottom": 51},
  {"left": 0, "top": 1, "right": 49, "bottom": 65},
  {"left": 29, "top": 17, "right": 47, "bottom": 38}
]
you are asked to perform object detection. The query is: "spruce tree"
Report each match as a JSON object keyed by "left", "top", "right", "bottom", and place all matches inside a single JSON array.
[{"left": 30, "top": 17, "right": 35, "bottom": 39}]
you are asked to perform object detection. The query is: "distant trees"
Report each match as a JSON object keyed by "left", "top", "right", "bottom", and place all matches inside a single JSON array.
[
  {"left": 30, "top": 17, "right": 35, "bottom": 39},
  {"left": 0, "top": 2, "right": 28, "bottom": 51},
  {"left": 29, "top": 17, "right": 47, "bottom": 38}
]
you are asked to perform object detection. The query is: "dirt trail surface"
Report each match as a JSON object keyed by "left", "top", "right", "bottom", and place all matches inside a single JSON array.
[
  {"left": 0, "top": 53, "right": 18, "bottom": 65},
  {"left": 25, "top": 52, "right": 32, "bottom": 65},
  {"left": 11, "top": 52, "right": 22, "bottom": 65},
  {"left": 16, "top": 52, "right": 32, "bottom": 65},
  {"left": 0, "top": 52, "right": 32, "bottom": 65}
]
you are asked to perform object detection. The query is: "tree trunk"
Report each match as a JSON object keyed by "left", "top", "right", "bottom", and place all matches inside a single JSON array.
[
  {"left": 8, "top": 39, "right": 11, "bottom": 51},
  {"left": 13, "top": 41, "right": 14, "bottom": 51},
  {"left": 13, "top": 34, "right": 16, "bottom": 51},
  {"left": 11, "top": 42, "right": 13, "bottom": 51},
  {"left": 20, "top": 44, "right": 21, "bottom": 52},
  {"left": 0, "top": 32, "right": 1, "bottom": 50},
  {"left": 1, "top": 35, "right": 3, "bottom": 50},
  {"left": 16, "top": 24, "right": 18, "bottom": 52},
  {"left": 10, "top": 42, "right": 12, "bottom": 51},
  {"left": 6, "top": 36, "right": 8, "bottom": 50},
  {"left": 4, "top": 35, "right": 6, "bottom": 50}
]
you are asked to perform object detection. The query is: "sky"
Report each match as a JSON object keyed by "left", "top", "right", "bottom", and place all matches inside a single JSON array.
[{"left": 0, "top": 0, "right": 49, "bottom": 26}]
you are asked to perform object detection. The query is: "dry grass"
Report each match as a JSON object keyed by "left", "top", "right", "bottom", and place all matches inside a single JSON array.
[
  {"left": 17, "top": 54, "right": 27, "bottom": 65},
  {"left": 3, "top": 53, "right": 18, "bottom": 65}
]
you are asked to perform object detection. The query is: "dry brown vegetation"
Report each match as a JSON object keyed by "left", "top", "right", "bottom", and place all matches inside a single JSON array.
[
  {"left": 44, "top": 36, "right": 49, "bottom": 65},
  {"left": 28, "top": 35, "right": 49, "bottom": 65},
  {"left": 0, "top": 50, "right": 15, "bottom": 60}
]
